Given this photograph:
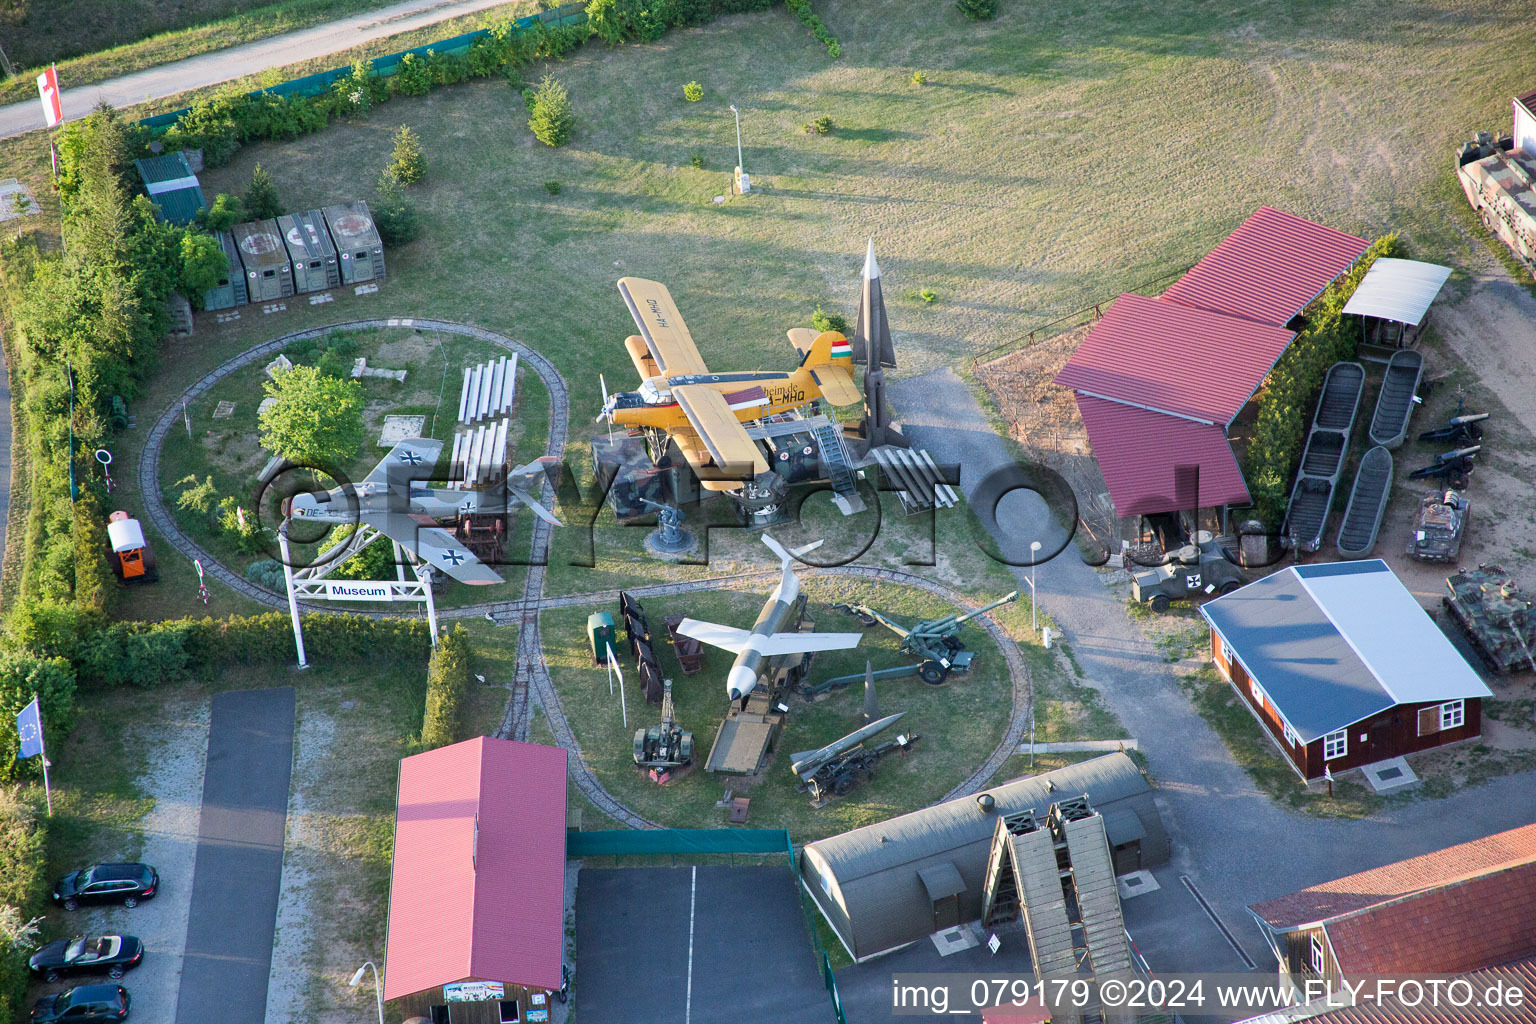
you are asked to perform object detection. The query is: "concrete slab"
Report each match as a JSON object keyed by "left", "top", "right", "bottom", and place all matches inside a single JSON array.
[
  {"left": 1117, "top": 869, "right": 1160, "bottom": 900},
  {"left": 379, "top": 414, "right": 426, "bottom": 446},
  {"left": 1360, "top": 756, "right": 1419, "bottom": 794}
]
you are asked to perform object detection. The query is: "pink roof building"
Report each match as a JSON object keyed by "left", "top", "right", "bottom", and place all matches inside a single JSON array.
[{"left": 383, "top": 736, "right": 569, "bottom": 1001}]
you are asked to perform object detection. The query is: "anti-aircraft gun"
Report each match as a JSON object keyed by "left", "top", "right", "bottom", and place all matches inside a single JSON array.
[
  {"left": 817, "top": 590, "right": 1019, "bottom": 689},
  {"left": 1443, "top": 565, "right": 1536, "bottom": 674},
  {"left": 633, "top": 680, "right": 694, "bottom": 770},
  {"left": 790, "top": 713, "right": 919, "bottom": 804}
]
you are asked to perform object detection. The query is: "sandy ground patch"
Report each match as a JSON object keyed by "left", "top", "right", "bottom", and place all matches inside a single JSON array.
[
  {"left": 264, "top": 710, "right": 333, "bottom": 1024},
  {"left": 60, "top": 695, "right": 209, "bottom": 1024}
]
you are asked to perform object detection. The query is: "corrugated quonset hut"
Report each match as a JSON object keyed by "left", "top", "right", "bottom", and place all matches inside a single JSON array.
[
  {"left": 202, "top": 230, "right": 249, "bottom": 311},
  {"left": 234, "top": 219, "right": 294, "bottom": 301},
  {"left": 279, "top": 209, "right": 340, "bottom": 293},
  {"left": 799, "top": 752, "right": 1168, "bottom": 962},
  {"left": 322, "top": 200, "right": 385, "bottom": 284},
  {"left": 133, "top": 152, "right": 206, "bottom": 226}
]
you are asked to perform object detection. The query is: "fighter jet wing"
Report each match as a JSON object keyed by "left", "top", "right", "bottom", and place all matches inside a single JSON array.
[
  {"left": 618, "top": 277, "right": 709, "bottom": 376},
  {"left": 674, "top": 618, "right": 752, "bottom": 654},
  {"left": 752, "top": 631, "right": 864, "bottom": 655},
  {"left": 672, "top": 385, "right": 769, "bottom": 480},
  {"left": 364, "top": 438, "right": 444, "bottom": 488},
  {"left": 365, "top": 512, "right": 502, "bottom": 585}
]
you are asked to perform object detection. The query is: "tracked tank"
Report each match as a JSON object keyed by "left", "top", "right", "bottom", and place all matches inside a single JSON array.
[
  {"left": 1407, "top": 490, "right": 1469, "bottom": 563},
  {"left": 1443, "top": 564, "right": 1536, "bottom": 674}
]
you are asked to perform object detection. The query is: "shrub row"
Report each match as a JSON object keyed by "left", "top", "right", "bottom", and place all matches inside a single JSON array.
[
  {"left": 6, "top": 600, "right": 431, "bottom": 690},
  {"left": 785, "top": 0, "right": 841, "bottom": 57},
  {"left": 1241, "top": 233, "right": 1403, "bottom": 527},
  {"left": 421, "top": 625, "right": 473, "bottom": 749},
  {"left": 0, "top": 790, "right": 49, "bottom": 1024}
]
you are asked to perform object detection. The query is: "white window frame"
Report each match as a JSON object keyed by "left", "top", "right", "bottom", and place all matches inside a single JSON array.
[
  {"left": 1323, "top": 729, "right": 1348, "bottom": 761},
  {"left": 1310, "top": 933, "right": 1326, "bottom": 974},
  {"left": 1440, "top": 699, "right": 1465, "bottom": 731},
  {"left": 1282, "top": 719, "right": 1299, "bottom": 748},
  {"left": 1249, "top": 678, "right": 1264, "bottom": 705}
]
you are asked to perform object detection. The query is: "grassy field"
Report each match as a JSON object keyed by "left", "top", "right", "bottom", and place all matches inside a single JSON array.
[
  {"left": 536, "top": 578, "right": 1014, "bottom": 842},
  {"left": 0, "top": 0, "right": 539, "bottom": 106}
]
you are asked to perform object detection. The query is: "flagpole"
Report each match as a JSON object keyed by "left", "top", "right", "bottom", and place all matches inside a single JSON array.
[{"left": 34, "top": 693, "right": 51, "bottom": 817}]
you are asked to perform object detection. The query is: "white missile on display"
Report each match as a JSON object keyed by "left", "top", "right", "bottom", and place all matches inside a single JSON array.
[
  {"left": 675, "top": 534, "right": 864, "bottom": 701},
  {"left": 789, "top": 712, "right": 906, "bottom": 781}
]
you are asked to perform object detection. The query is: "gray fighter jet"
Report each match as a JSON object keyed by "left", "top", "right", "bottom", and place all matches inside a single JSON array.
[
  {"left": 284, "top": 437, "right": 560, "bottom": 585},
  {"left": 676, "top": 535, "right": 864, "bottom": 701}
]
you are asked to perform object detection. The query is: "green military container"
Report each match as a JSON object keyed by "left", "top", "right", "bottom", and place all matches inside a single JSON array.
[
  {"left": 279, "top": 209, "right": 340, "bottom": 293},
  {"left": 589, "top": 612, "right": 616, "bottom": 665},
  {"left": 322, "top": 200, "right": 386, "bottom": 284},
  {"left": 133, "top": 151, "right": 206, "bottom": 226},
  {"left": 202, "top": 230, "right": 249, "bottom": 311},
  {"left": 234, "top": 220, "right": 294, "bottom": 301}
]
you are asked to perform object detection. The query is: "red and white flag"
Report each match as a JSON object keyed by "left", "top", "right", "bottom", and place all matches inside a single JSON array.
[{"left": 36, "top": 66, "right": 62, "bottom": 128}]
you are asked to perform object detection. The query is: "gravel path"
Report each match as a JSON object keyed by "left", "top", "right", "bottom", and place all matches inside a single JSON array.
[{"left": 0, "top": 0, "right": 538, "bottom": 140}]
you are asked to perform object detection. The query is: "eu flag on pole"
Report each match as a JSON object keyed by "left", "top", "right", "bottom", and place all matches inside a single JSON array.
[{"left": 15, "top": 697, "right": 43, "bottom": 760}]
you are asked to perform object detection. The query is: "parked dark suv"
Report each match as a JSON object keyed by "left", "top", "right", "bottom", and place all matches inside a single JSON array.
[
  {"left": 52, "top": 864, "right": 158, "bottom": 911},
  {"left": 29, "top": 935, "right": 144, "bottom": 982},
  {"left": 29, "top": 984, "right": 130, "bottom": 1022}
]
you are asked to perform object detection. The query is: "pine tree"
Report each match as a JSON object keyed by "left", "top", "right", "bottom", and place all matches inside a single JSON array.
[
  {"left": 527, "top": 74, "right": 574, "bottom": 147},
  {"left": 244, "top": 163, "right": 282, "bottom": 220},
  {"left": 387, "top": 125, "right": 425, "bottom": 186}
]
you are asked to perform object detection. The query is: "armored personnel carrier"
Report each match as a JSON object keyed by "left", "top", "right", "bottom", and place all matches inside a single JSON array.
[
  {"left": 1457, "top": 130, "right": 1536, "bottom": 277},
  {"left": 1407, "top": 490, "right": 1469, "bottom": 563},
  {"left": 1443, "top": 564, "right": 1536, "bottom": 674}
]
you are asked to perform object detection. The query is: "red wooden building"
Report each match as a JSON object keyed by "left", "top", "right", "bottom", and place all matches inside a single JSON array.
[{"left": 1200, "top": 559, "right": 1492, "bottom": 782}]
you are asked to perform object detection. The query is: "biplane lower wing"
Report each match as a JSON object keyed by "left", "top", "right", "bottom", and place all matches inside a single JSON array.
[
  {"left": 673, "top": 385, "right": 769, "bottom": 479},
  {"left": 370, "top": 512, "right": 503, "bottom": 585}
]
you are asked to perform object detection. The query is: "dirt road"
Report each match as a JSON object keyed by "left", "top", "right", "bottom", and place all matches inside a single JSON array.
[
  {"left": 1433, "top": 266, "right": 1536, "bottom": 440},
  {"left": 0, "top": 0, "right": 524, "bottom": 140}
]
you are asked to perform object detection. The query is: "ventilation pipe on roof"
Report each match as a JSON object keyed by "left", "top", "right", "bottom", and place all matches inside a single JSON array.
[{"left": 976, "top": 794, "right": 996, "bottom": 813}]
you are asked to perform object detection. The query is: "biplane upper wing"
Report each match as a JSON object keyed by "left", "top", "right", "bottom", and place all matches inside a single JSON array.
[
  {"left": 618, "top": 277, "right": 709, "bottom": 377},
  {"left": 366, "top": 512, "right": 504, "bottom": 585},
  {"left": 363, "top": 438, "right": 444, "bottom": 490},
  {"left": 810, "top": 364, "right": 862, "bottom": 407},
  {"left": 672, "top": 384, "right": 769, "bottom": 483}
]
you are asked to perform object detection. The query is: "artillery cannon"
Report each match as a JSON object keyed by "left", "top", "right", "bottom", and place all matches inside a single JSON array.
[
  {"left": 1443, "top": 565, "right": 1536, "bottom": 674},
  {"left": 634, "top": 680, "right": 694, "bottom": 770},
  {"left": 789, "top": 713, "right": 919, "bottom": 804},
  {"left": 1408, "top": 445, "right": 1479, "bottom": 488},
  {"left": 1418, "top": 397, "right": 1489, "bottom": 445},
  {"left": 820, "top": 590, "right": 1019, "bottom": 688}
]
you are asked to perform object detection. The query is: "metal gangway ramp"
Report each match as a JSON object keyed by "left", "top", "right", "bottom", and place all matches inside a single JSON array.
[
  {"left": 1055, "top": 799, "right": 1138, "bottom": 1024},
  {"left": 979, "top": 809, "right": 1078, "bottom": 980}
]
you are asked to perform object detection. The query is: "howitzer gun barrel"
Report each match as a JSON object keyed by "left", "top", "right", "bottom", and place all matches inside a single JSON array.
[{"left": 1438, "top": 445, "right": 1482, "bottom": 462}]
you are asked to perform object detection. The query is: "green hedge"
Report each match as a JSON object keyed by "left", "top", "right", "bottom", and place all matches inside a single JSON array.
[
  {"left": 1241, "top": 233, "right": 1403, "bottom": 527},
  {"left": 421, "top": 625, "right": 473, "bottom": 749},
  {"left": 784, "top": 0, "right": 841, "bottom": 57},
  {"left": 6, "top": 601, "right": 431, "bottom": 690},
  {"left": 0, "top": 790, "right": 49, "bottom": 1024}
]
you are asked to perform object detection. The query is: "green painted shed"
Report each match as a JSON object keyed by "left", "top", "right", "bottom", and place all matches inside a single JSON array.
[{"left": 133, "top": 152, "right": 207, "bottom": 226}]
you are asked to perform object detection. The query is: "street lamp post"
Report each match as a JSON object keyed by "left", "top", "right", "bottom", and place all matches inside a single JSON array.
[
  {"left": 729, "top": 104, "right": 749, "bottom": 194},
  {"left": 349, "top": 962, "right": 384, "bottom": 1024},
  {"left": 1029, "top": 540, "right": 1042, "bottom": 632}
]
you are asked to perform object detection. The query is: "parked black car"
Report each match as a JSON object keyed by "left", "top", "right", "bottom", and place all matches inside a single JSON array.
[
  {"left": 29, "top": 935, "right": 144, "bottom": 983},
  {"left": 29, "top": 984, "right": 129, "bottom": 1022},
  {"left": 52, "top": 864, "right": 158, "bottom": 911}
]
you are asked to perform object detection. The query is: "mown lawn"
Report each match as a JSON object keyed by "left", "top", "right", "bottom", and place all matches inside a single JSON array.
[{"left": 535, "top": 578, "right": 1014, "bottom": 841}]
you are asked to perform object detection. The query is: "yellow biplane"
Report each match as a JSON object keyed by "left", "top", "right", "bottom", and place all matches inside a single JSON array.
[{"left": 599, "top": 277, "right": 862, "bottom": 491}]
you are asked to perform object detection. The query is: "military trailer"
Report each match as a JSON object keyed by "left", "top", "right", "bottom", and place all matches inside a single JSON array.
[
  {"left": 322, "top": 201, "right": 386, "bottom": 284},
  {"left": 202, "top": 230, "right": 249, "bottom": 311},
  {"left": 1457, "top": 117, "right": 1536, "bottom": 277},
  {"left": 234, "top": 220, "right": 294, "bottom": 301},
  {"left": 278, "top": 210, "right": 340, "bottom": 293},
  {"left": 1130, "top": 534, "right": 1244, "bottom": 612}
]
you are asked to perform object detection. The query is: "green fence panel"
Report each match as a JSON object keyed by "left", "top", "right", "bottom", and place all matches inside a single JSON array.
[
  {"left": 567, "top": 828, "right": 791, "bottom": 857},
  {"left": 137, "top": 2, "right": 588, "bottom": 130}
]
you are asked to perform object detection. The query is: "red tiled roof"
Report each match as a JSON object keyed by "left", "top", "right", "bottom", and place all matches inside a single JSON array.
[
  {"left": 1054, "top": 294, "right": 1296, "bottom": 426},
  {"left": 1075, "top": 396, "right": 1251, "bottom": 516},
  {"left": 383, "top": 736, "right": 569, "bottom": 1000},
  {"left": 1326, "top": 860, "right": 1536, "bottom": 975},
  {"left": 1249, "top": 823, "right": 1536, "bottom": 931},
  {"left": 1267, "top": 955, "right": 1536, "bottom": 1024},
  {"left": 1161, "top": 206, "right": 1370, "bottom": 328}
]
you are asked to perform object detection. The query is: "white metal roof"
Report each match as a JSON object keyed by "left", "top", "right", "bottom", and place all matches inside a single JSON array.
[
  {"left": 1294, "top": 560, "right": 1492, "bottom": 706},
  {"left": 1340, "top": 257, "right": 1452, "bottom": 326}
]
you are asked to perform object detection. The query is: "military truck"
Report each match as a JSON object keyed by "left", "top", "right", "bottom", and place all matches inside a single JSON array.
[
  {"left": 1406, "top": 490, "right": 1469, "bottom": 563},
  {"left": 1443, "top": 564, "right": 1536, "bottom": 674},
  {"left": 1130, "top": 534, "right": 1244, "bottom": 612},
  {"left": 1457, "top": 131, "right": 1536, "bottom": 277}
]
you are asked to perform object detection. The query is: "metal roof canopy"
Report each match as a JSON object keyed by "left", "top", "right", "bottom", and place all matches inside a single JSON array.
[
  {"left": 383, "top": 736, "right": 568, "bottom": 1000},
  {"left": 1201, "top": 560, "right": 1491, "bottom": 742},
  {"left": 1074, "top": 396, "right": 1252, "bottom": 517},
  {"left": 1340, "top": 257, "right": 1453, "bottom": 326},
  {"left": 917, "top": 862, "right": 966, "bottom": 900},
  {"left": 1054, "top": 293, "right": 1297, "bottom": 426},
  {"left": 1160, "top": 206, "right": 1371, "bottom": 328}
]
